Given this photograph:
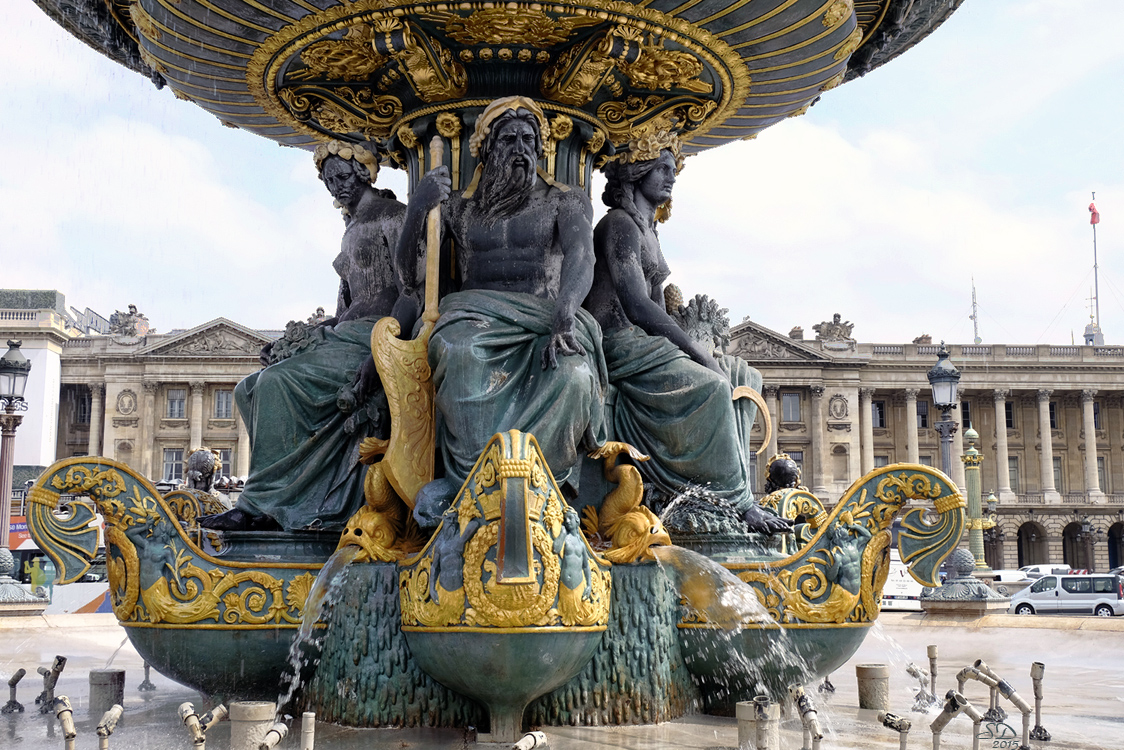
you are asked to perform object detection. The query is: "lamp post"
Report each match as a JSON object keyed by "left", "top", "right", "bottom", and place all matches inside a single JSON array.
[
  {"left": 0, "top": 340, "right": 43, "bottom": 614},
  {"left": 982, "top": 492, "right": 1005, "bottom": 568},
  {"left": 961, "top": 428, "right": 992, "bottom": 571},
  {"left": 927, "top": 342, "right": 961, "bottom": 478},
  {"left": 1079, "top": 515, "right": 1096, "bottom": 573}
]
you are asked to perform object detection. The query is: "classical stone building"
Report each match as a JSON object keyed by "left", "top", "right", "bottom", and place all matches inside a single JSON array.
[
  {"left": 5, "top": 291, "right": 1123, "bottom": 573},
  {"left": 730, "top": 315, "right": 1124, "bottom": 574}
]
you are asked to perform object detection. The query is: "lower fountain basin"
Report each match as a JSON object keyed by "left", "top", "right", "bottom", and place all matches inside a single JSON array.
[
  {"left": 678, "top": 622, "right": 871, "bottom": 712},
  {"left": 403, "top": 629, "right": 604, "bottom": 741}
]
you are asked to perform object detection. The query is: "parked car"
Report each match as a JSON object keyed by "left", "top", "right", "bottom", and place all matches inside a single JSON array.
[
  {"left": 1009, "top": 574, "right": 1124, "bottom": 617},
  {"left": 991, "top": 569, "right": 1030, "bottom": 583},
  {"left": 1018, "top": 564, "right": 1071, "bottom": 579}
]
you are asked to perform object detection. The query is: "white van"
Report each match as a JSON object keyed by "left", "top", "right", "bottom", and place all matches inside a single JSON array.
[
  {"left": 1009, "top": 574, "right": 1124, "bottom": 617},
  {"left": 881, "top": 549, "right": 925, "bottom": 611},
  {"left": 1018, "top": 564, "right": 1071, "bottom": 579}
]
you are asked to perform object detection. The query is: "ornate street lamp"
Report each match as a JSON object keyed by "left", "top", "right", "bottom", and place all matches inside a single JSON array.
[
  {"left": 927, "top": 342, "right": 961, "bottom": 477},
  {"left": 0, "top": 340, "right": 45, "bottom": 614},
  {"left": 1079, "top": 515, "right": 1096, "bottom": 572},
  {"left": 982, "top": 492, "right": 1003, "bottom": 569}
]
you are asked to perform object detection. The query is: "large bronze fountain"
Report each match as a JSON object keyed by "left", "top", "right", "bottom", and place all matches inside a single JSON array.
[{"left": 29, "top": 0, "right": 965, "bottom": 742}]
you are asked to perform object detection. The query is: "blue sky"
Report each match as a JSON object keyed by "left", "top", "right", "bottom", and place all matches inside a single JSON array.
[{"left": 2, "top": 1, "right": 1121, "bottom": 344}]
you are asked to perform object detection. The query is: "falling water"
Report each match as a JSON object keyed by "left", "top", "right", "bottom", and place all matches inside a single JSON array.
[
  {"left": 274, "top": 545, "right": 362, "bottom": 720},
  {"left": 104, "top": 637, "right": 129, "bottom": 668}
]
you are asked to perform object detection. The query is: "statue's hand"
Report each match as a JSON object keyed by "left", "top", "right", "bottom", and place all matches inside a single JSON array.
[
  {"left": 414, "top": 166, "right": 451, "bottom": 213},
  {"left": 542, "top": 323, "right": 586, "bottom": 369},
  {"left": 351, "top": 356, "right": 379, "bottom": 406}
]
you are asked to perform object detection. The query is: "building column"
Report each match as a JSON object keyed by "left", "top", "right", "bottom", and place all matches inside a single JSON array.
[
  {"left": 951, "top": 406, "right": 966, "bottom": 490},
  {"left": 1082, "top": 389, "right": 1104, "bottom": 500},
  {"left": 139, "top": 380, "right": 158, "bottom": 479},
  {"left": 189, "top": 381, "right": 205, "bottom": 450},
  {"left": 235, "top": 407, "right": 251, "bottom": 479},
  {"left": 859, "top": 388, "right": 875, "bottom": 475},
  {"left": 1038, "top": 389, "right": 1060, "bottom": 502},
  {"left": 993, "top": 389, "right": 1014, "bottom": 501},
  {"left": 810, "top": 385, "right": 827, "bottom": 495},
  {"left": 763, "top": 385, "right": 780, "bottom": 460},
  {"left": 903, "top": 388, "right": 920, "bottom": 464},
  {"left": 87, "top": 382, "right": 105, "bottom": 457}
]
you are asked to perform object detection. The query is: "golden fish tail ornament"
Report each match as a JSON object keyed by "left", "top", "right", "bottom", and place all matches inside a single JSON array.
[
  {"left": 726, "top": 464, "right": 965, "bottom": 625},
  {"left": 26, "top": 456, "right": 323, "bottom": 628}
]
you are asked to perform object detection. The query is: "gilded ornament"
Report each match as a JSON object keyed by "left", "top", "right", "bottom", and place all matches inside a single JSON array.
[
  {"left": 821, "top": 71, "right": 846, "bottom": 92},
  {"left": 370, "top": 19, "right": 467, "bottom": 103},
  {"left": 536, "top": 50, "right": 551, "bottom": 63},
  {"left": 479, "top": 48, "right": 494, "bottom": 61},
  {"left": 617, "top": 41, "right": 712, "bottom": 94},
  {"left": 290, "top": 23, "right": 387, "bottom": 81},
  {"left": 550, "top": 114, "right": 574, "bottom": 141},
  {"left": 129, "top": 0, "right": 161, "bottom": 42},
  {"left": 834, "top": 26, "right": 864, "bottom": 61},
  {"left": 822, "top": 0, "right": 855, "bottom": 29},
  {"left": 438, "top": 8, "right": 601, "bottom": 47},
  {"left": 787, "top": 103, "right": 811, "bottom": 119},
  {"left": 279, "top": 86, "right": 402, "bottom": 139},
  {"left": 518, "top": 49, "right": 533, "bottom": 62},
  {"left": 397, "top": 124, "right": 419, "bottom": 149}
]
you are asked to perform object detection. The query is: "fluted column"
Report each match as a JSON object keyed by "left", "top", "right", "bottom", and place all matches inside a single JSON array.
[
  {"left": 763, "top": 385, "right": 779, "bottom": 460},
  {"left": 903, "top": 388, "right": 920, "bottom": 464},
  {"left": 189, "top": 381, "right": 205, "bottom": 450},
  {"left": 1038, "top": 389, "right": 1059, "bottom": 501},
  {"left": 951, "top": 404, "right": 967, "bottom": 490},
  {"left": 235, "top": 405, "right": 251, "bottom": 478},
  {"left": 993, "top": 389, "right": 1013, "bottom": 501},
  {"left": 810, "top": 385, "right": 827, "bottom": 494},
  {"left": 1082, "top": 389, "right": 1103, "bottom": 499},
  {"left": 87, "top": 383, "right": 105, "bottom": 457},
  {"left": 0, "top": 409, "right": 24, "bottom": 549},
  {"left": 139, "top": 380, "right": 158, "bottom": 479},
  {"left": 859, "top": 388, "right": 875, "bottom": 475}
]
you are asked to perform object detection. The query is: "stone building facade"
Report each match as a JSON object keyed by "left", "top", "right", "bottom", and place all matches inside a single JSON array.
[
  {"left": 730, "top": 316, "right": 1124, "bottom": 574},
  {"left": 5, "top": 291, "right": 1123, "bottom": 573}
]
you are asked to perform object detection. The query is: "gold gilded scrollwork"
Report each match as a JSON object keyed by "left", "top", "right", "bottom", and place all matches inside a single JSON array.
[
  {"left": 835, "top": 26, "right": 864, "bottom": 61},
  {"left": 597, "top": 95, "right": 716, "bottom": 143},
  {"left": 290, "top": 23, "right": 387, "bottom": 81},
  {"left": 371, "top": 18, "right": 467, "bottom": 103},
  {"left": 823, "top": 0, "right": 855, "bottom": 29},
  {"left": 279, "top": 86, "right": 402, "bottom": 139},
  {"left": 617, "top": 39, "right": 713, "bottom": 94},
  {"left": 399, "top": 431, "right": 611, "bottom": 630},
  {"left": 432, "top": 8, "right": 602, "bottom": 47}
]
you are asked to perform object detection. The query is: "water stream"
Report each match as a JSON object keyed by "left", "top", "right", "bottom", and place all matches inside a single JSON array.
[{"left": 274, "top": 545, "right": 362, "bottom": 721}]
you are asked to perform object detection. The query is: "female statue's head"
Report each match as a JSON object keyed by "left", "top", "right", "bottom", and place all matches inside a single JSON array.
[
  {"left": 602, "top": 130, "right": 684, "bottom": 227},
  {"left": 314, "top": 140, "right": 380, "bottom": 214}
]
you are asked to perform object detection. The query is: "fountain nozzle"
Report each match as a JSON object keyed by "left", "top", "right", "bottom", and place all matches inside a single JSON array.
[
  {"left": 259, "top": 722, "right": 289, "bottom": 750},
  {"left": 511, "top": 730, "right": 548, "bottom": 749},
  {"left": 878, "top": 711, "right": 912, "bottom": 750},
  {"left": 180, "top": 701, "right": 227, "bottom": 749},
  {"left": 97, "top": 704, "right": 124, "bottom": 750},
  {"left": 53, "top": 695, "right": 78, "bottom": 750},
  {"left": 3, "top": 667, "right": 25, "bottom": 713}
]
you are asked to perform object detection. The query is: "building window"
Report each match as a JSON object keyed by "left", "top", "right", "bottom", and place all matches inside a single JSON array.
[
  {"left": 1008, "top": 456, "right": 1020, "bottom": 493},
  {"left": 749, "top": 454, "right": 758, "bottom": 493},
  {"left": 918, "top": 455, "right": 933, "bottom": 467},
  {"left": 961, "top": 400, "right": 972, "bottom": 429},
  {"left": 782, "top": 393, "right": 801, "bottom": 422},
  {"left": 214, "top": 389, "right": 233, "bottom": 419},
  {"left": 76, "top": 392, "right": 91, "bottom": 424},
  {"left": 167, "top": 388, "right": 186, "bottom": 419},
  {"left": 1098, "top": 456, "right": 1107, "bottom": 493},
  {"left": 873, "top": 456, "right": 889, "bottom": 468},
  {"left": 1004, "top": 401, "right": 1015, "bottom": 430},
  {"left": 1093, "top": 402, "right": 1102, "bottom": 430},
  {"left": 219, "top": 448, "right": 233, "bottom": 477},
  {"left": 916, "top": 401, "right": 929, "bottom": 429},
  {"left": 1048, "top": 402, "right": 1057, "bottom": 430},
  {"left": 871, "top": 400, "right": 886, "bottom": 429},
  {"left": 163, "top": 449, "right": 184, "bottom": 481},
  {"left": 1052, "top": 456, "right": 1063, "bottom": 492}
]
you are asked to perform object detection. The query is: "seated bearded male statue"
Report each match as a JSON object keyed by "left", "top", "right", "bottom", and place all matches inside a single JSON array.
[
  {"left": 584, "top": 132, "right": 790, "bottom": 535},
  {"left": 398, "top": 96, "right": 607, "bottom": 500}
]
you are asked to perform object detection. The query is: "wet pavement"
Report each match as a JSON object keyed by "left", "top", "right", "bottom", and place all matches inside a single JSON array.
[{"left": 2, "top": 612, "right": 1121, "bottom": 749}]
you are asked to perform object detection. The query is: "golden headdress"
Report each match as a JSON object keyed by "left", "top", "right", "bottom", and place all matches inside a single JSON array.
[
  {"left": 313, "top": 139, "right": 380, "bottom": 184},
  {"left": 617, "top": 130, "right": 685, "bottom": 173},
  {"left": 468, "top": 96, "right": 549, "bottom": 157}
]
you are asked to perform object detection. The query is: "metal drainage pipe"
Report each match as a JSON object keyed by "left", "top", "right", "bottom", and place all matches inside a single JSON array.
[
  {"left": 972, "top": 660, "right": 1007, "bottom": 722},
  {"left": 37, "top": 656, "right": 66, "bottom": 714},
  {"left": 180, "top": 702, "right": 228, "bottom": 749},
  {"left": 754, "top": 695, "right": 780, "bottom": 750},
  {"left": 789, "top": 685, "right": 824, "bottom": 750},
  {"left": 927, "top": 645, "right": 939, "bottom": 700},
  {"left": 1029, "top": 662, "right": 1051, "bottom": 741},
  {"left": 53, "top": 696, "right": 78, "bottom": 750},
  {"left": 512, "top": 731, "right": 548, "bottom": 749},
  {"left": 929, "top": 690, "right": 968, "bottom": 750},
  {"left": 961, "top": 699, "right": 986, "bottom": 750},
  {"left": 878, "top": 711, "right": 912, "bottom": 750},
  {"left": 96, "top": 704, "right": 124, "bottom": 750},
  {"left": 3, "top": 667, "right": 25, "bottom": 713}
]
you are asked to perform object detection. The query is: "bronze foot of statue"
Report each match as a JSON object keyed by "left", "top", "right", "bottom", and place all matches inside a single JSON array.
[{"left": 198, "top": 508, "right": 281, "bottom": 532}]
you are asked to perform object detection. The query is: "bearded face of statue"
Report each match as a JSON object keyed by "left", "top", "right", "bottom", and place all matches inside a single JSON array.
[
  {"left": 320, "top": 156, "right": 367, "bottom": 212},
  {"left": 476, "top": 110, "right": 540, "bottom": 222}
]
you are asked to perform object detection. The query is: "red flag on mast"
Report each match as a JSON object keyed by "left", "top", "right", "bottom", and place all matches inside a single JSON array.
[{"left": 1090, "top": 202, "right": 1100, "bottom": 225}]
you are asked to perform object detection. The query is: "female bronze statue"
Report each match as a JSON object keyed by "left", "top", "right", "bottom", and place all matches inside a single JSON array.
[
  {"left": 585, "top": 132, "right": 788, "bottom": 534},
  {"left": 204, "top": 141, "right": 408, "bottom": 531}
]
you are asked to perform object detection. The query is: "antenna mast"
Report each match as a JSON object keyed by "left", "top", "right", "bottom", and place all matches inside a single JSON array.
[
  {"left": 1092, "top": 191, "right": 1101, "bottom": 328},
  {"left": 970, "top": 276, "right": 981, "bottom": 344}
]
